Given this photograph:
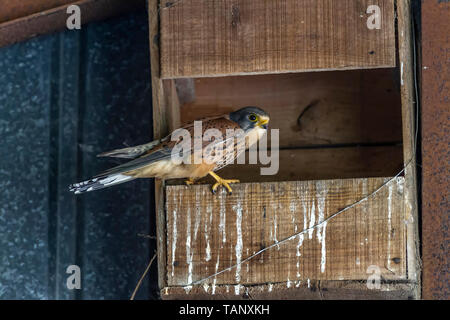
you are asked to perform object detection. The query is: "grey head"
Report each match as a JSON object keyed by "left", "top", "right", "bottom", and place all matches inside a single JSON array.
[{"left": 229, "top": 106, "right": 270, "bottom": 131}]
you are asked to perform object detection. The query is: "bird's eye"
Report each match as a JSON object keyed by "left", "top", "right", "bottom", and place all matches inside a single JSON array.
[{"left": 248, "top": 114, "right": 258, "bottom": 122}]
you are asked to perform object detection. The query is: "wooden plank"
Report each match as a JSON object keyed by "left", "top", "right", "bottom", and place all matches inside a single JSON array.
[
  {"left": 0, "top": 0, "right": 144, "bottom": 48},
  {"left": 0, "top": 0, "right": 73, "bottom": 23},
  {"left": 165, "top": 177, "right": 407, "bottom": 292},
  {"left": 160, "top": 0, "right": 396, "bottom": 78},
  {"left": 163, "top": 79, "right": 181, "bottom": 131},
  {"left": 166, "top": 145, "right": 404, "bottom": 185},
  {"left": 149, "top": 0, "right": 169, "bottom": 290},
  {"left": 397, "top": 0, "right": 420, "bottom": 299},
  {"left": 177, "top": 69, "right": 403, "bottom": 148},
  {"left": 162, "top": 281, "right": 416, "bottom": 300}
]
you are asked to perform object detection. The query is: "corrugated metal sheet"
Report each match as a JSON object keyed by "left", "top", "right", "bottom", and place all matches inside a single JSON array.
[{"left": 0, "top": 11, "right": 158, "bottom": 299}]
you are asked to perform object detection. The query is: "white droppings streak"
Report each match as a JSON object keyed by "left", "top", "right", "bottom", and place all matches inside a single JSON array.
[
  {"left": 268, "top": 283, "right": 273, "bottom": 292},
  {"left": 233, "top": 202, "right": 243, "bottom": 292},
  {"left": 194, "top": 192, "right": 201, "bottom": 240},
  {"left": 290, "top": 201, "right": 297, "bottom": 228},
  {"left": 211, "top": 256, "right": 220, "bottom": 295},
  {"left": 205, "top": 239, "right": 211, "bottom": 262},
  {"left": 290, "top": 201, "right": 297, "bottom": 213},
  {"left": 397, "top": 177, "right": 404, "bottom": 194},
  {"left": 184, "top": 208, "right": 193, "bottom": 293},
  {"left": 219, "top": 194, "right": 226, "bottom": 244},
  {"left": 171, "top": 209, "right": 177, "bottom": 278},
  {"left": 287, "top": 249, "right": 291, "bottom": 284},
  {"left": 362, "top": 180, "right": 368, "bottom": 217},
  {"left": 308, "top": 202, "right": 316, "bottom": 239},
  {"left": 387, "top": 183, "right": 393, "bottom": 270},
  {"left": 316, "top": 182, "right": 328, "bottom": 274},
  {"left": 246, "top": 251, "right": 250, "bottom": 273},
  {"left": 401, "top": 62, "right": 404, "bottom": 85},
  {"left": 316, "top": 181, "right": 326, "bottom": 223},
  {"left": 273, "top": 214, "right": 279, "bottom": 249},
  {"left": 205, "top": 206, "right": 212, "bottom": 262},
  {"left": 234, "top": 285, "right": 241, "bottom": 295},
  {"left": 302, "top": 198, "right": 308, "bottom": 236},
  {"left": 318, "top": 221, "right": 328, "bottom": 273}
]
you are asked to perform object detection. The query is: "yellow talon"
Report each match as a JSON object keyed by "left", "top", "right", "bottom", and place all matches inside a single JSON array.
[
  {"left": 208, "top": 171, "right": 240, "bottom": 194},
  {"left": 185, "top": 178, "right": 196, "bottom": 186}
]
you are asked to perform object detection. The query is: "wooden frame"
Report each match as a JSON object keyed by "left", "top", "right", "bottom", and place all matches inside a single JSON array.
[
  {"left": 0, "top": 0, "right": 144, "bottom": 47},
  {"left": 159, "top": 0, "right": 396, "bottom": 78},
  {"left": 148, "top": 0, "right": 420, "bottom": 299}
]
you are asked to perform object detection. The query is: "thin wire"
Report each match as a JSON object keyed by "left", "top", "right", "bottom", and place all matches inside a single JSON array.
[{"left": 130, "top": 252, "right": 157, "bottom": 300}]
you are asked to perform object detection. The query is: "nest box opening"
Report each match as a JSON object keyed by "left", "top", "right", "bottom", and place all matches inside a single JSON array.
[{"left": 164, "top": 67, "right": 404, "bottom": 185}]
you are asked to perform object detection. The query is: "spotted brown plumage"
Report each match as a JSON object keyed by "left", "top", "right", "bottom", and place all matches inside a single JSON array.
[{"left": 69, "top": 107, "right": 270, "bottom": 194}]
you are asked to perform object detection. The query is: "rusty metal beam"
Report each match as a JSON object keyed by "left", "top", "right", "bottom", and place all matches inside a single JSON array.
[
  {"left": 421, "top": 0, "right": 450, "bottom": 300},
  {"left": 0, "top": 0, "right": 145, "bottom": 47}
]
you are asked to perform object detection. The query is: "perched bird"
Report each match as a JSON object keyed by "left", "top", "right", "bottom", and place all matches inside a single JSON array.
[{"left": 69, "top": 107, "right": 270, "bottom": 195}]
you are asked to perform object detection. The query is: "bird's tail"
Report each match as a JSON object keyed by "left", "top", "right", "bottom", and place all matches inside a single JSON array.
[{"left": 69, "top": 173, "right": 135, "bottom": 194}]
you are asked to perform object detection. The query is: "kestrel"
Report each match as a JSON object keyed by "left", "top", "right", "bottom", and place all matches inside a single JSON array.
[{"left": 69, "top": 107, "right": 269, "bottom": 195}]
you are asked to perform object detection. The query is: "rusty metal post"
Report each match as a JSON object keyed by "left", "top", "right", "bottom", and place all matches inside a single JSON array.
[{"left": 421, "top": 0, "right": 450, "bottom": 300}]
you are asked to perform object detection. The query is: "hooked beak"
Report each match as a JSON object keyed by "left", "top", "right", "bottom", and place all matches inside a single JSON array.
[{"left": 257, "top": 117, "right": 269, "bottom": 129}]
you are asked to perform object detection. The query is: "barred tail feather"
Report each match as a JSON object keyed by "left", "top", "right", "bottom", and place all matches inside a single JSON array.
[{"left": 69, "top": 174, "right": 135, "bottom": 194}]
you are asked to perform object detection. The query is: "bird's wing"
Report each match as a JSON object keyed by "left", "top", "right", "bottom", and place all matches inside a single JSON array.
[
  {"left": 95, "top": 142, "right": 174, "bottom": 177},
  {"left": 96, "top": 138, "right": 169, "bottom": 159},
  {"left": 95, "top": 116, "right": 242, "bottom": 177},
  {"left": 96, "top": 114, "right": 229, "bottom": 159}
]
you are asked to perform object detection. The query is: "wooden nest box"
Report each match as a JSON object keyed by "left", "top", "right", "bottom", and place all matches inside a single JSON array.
[{"left": 149, "top": 0, "right": 420, "bottom": 299}]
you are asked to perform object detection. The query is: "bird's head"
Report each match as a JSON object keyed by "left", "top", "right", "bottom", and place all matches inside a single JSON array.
[{"left": 229, "top": 107, "right": 270, "bottom": 131}]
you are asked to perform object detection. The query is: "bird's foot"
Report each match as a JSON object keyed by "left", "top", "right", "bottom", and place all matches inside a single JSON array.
[
  {"left": 208, "top": 171, "right": 239, "bottom": 195},
  {"left": 184, "top": 178, "right": 197, "bottom": 186},
  {"left": 212, "top": 178, "right": 240, "bottom": 194}
]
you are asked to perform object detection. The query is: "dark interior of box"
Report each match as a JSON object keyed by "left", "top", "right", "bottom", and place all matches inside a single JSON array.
[{"left": 165, "top": 67, "right": 404, "bottom": 185}]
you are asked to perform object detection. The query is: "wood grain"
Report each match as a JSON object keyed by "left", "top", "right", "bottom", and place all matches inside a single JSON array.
[
  {"left": 149, "top": 0, "right": 169, "bottom": 289},
  {"left": 163, "top": 79, "right": 182, "bottom": 131},
  {"left": 397, "top": 0, "right": 420, "bottom": 298},
  {"left": 165, "top": 177, "right": 407, "bottom": 291},
  {"left": 0, "top": 0, "right": 144, "bottom": 47},
  {"left": 0, "top": 0, "right": 73, "bottom": 23},
  {"left": 160, "top": 0, "right": 396, "bottom": 78},
  {"left": 177, "top": 69, "right": 403, "bottom": 148},
  {"left": 162, "top": 281, "right": 416, "bottom": 300}
]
